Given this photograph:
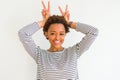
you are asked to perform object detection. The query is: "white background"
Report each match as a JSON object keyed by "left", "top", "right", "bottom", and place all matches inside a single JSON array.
[{"left": 0, "top": 0, "right": 120, "bottom": 80}]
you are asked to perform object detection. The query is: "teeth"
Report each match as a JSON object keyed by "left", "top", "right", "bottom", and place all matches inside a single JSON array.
[{"left": 54, "top": 41, "right": 60, "bottom": 44}]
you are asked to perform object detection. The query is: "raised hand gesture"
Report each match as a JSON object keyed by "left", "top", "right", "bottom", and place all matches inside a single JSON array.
[
  {"left": 58, "top": 5, "right": 70, "bottom": 24},
  {"left": 40, "top": 0, "right": 51, "bottom": 27}
]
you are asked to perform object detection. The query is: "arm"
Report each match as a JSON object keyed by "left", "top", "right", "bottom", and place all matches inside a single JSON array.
[
  {"left": 70, "top": 22, "right": 99, "bottom": 57},
  {"left": 58, "top": 5, "right": 98, "bottom": 57},
  {"left": 18, "top": 22, "right": 41, "bottom": 61},
  {"left": 18, "top": 1, "right": 50, "bottom": 61}
]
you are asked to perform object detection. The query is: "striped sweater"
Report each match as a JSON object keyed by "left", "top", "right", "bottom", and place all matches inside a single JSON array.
[{"left": 18, "top": 22, "right": 98, "bottom": 80}]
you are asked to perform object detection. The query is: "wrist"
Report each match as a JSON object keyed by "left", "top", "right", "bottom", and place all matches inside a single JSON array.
[
  {"left": 68, "top": 21, "right": 73, "bottom": 27},
  {"left": 37, "top": 20, "right": 44, "bottom": 28},
  {"left": 68, "top": 21, "right": 76, "bottom": 29}
]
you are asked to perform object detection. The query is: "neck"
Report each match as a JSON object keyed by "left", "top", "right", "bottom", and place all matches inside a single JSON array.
[{"left": 48, "top": 46, "right": 64, "bottom": 52}]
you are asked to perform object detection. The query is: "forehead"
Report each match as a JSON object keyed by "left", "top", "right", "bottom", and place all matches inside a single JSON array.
[{"left": 48, "top": 23, "right": 65, "bottom": 32}]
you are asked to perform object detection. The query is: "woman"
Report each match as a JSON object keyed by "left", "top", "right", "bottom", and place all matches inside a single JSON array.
[{"left": 18, "top": 1, "right": 98, "bottom": 80}]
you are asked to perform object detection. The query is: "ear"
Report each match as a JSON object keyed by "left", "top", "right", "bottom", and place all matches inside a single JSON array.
[{"left": 44, "top": 32, "right": 49, "bottom": 39}]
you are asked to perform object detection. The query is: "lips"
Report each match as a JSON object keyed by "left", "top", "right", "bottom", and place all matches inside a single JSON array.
[{"left": 54, "top": 40, "right": 60, "bottom": 44}]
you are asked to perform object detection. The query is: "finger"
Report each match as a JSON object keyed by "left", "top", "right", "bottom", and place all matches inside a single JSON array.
[
  {"left": 41, "top": 12, "right": 45, "bottom": 17},
  {"left": 41, "top": 11, "right": 45, "bottom": 16},
  {"left": 65, "top": 4, "right": 68, "bottom": 12},
  {"left": 41, "top": 0, "right": 46, "bottom": 9},
  {"left": 58, "top": 6, "right": 63, "bottom": 15},
  {"left": 67, "top": 13, "right": 70, "bottom": 20},
  {"left": 41, "top": 10, "right": 46, "bottom": 16},
  {"left": 48, "top": 1, "right": 50, "bottom": 12}
]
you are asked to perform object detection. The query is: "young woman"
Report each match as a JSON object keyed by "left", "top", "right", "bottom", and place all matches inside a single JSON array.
[{"left": 18, "top": 1, "right": 98, "bottom": 80}]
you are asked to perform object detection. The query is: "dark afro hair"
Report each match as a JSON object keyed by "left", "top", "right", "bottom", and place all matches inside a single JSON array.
[{"left": 43, "top": 15, "right": 70, "bottom": 33}]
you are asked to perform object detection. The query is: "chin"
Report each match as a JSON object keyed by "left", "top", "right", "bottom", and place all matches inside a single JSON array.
[
  {"left": 53, "top": 44, "right": 62, "bottom": 48},
  {"left": 54, "top": 45, "right": 61, "bottom": 48}
]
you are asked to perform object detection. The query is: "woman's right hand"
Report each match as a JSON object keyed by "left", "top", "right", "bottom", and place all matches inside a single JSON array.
[{"left": 38, "top": 1, "right": 50, "bottom": 28}]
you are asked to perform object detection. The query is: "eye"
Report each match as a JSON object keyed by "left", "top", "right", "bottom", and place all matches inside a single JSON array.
[
  {"left": 50, "top": 33, "right": 55, "bottom": 35},
  {"left": 60, "top": 33, "right": 65, "bottom": 35}
]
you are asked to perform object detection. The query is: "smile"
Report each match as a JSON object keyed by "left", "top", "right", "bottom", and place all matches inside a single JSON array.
[{"left": 54, "top": 40, "right": 60, "bottom": 44}]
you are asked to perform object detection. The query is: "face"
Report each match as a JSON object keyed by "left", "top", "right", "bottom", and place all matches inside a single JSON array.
[{"left": 45, "top": 23, "right": 66, "bottom": 49}]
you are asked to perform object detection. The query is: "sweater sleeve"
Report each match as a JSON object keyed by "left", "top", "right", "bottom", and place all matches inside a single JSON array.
[
  {"left": 18, "top": 22, "right": 40, "bottom": 61},
  {"left": 70, "top": 22, "right": 99, "bottom": 58}
]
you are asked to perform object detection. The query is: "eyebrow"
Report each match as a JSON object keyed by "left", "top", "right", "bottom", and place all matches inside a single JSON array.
[{"left": 50, "top": 31, "right": 65, "bottom": 33}]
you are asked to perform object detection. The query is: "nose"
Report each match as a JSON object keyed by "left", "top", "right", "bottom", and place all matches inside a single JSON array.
[{"left": 55, "top": 34, "right": 60, "bottom": 40}]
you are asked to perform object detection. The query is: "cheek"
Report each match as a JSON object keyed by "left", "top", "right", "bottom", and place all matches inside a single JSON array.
[
  {"left": 48, "top": 36, "right": 66, "bottom": 43},
  {"left": 47, "top": 36, "right": 55, "bottom": 43},
  {"left": 59, "top": 36, "right": 66, "bottom": 43},
  {"left": 61, "top": 36, "right": 65, "bottom": 41},
  {"left": 48, "top": 35, "right": 54, "bottom": 40}
]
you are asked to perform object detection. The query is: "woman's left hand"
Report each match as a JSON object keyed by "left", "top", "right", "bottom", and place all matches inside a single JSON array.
[{"left": 58, "top": 5, "right": 70, "bottom": 24}]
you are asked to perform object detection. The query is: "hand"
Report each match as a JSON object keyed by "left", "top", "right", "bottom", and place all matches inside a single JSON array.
[
  {"left": 41, "top": 0, "right": 51, "bottom": 27},
  {"left": 58, "top": 5, "right": 70, "bottom": 24}
]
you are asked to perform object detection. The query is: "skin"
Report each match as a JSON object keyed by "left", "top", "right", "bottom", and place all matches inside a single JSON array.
[
  {"left": 37, "top": 0, "right": 76, "bottom": 52},
  {"left": 45, "top": 23, "right": 66, "bottom": 52}
]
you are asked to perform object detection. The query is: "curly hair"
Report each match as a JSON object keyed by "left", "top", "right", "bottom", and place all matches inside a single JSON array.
[{"left": 43, "top": 15, "right": 70, "bottom": 33}]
